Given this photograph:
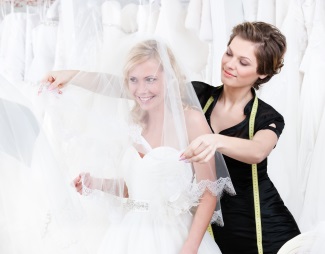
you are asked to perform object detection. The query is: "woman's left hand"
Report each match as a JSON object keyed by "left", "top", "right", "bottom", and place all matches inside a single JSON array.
[{"left": 180, "top": 134, "right": 218, "bottom": 163}]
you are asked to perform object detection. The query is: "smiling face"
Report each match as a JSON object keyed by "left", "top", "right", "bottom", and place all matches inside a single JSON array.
[
  {"left": 221, "top": 36, "right": 266, "bottom": 89},
  {"left": 127, "top": 58, "right": 164, "bottom": 112}
]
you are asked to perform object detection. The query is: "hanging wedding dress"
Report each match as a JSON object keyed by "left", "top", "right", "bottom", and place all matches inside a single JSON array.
[
  {"left": 275, "top": 0, "right": 291, "bottom": 28},
  {"left": 0, "top": 75, "right": 110, "bottom": 254},
  {"left": 0, "top": 75, "right": 46, "bottom": 254},
  {"left": 242, "top": 0, "right": 258, "bottom": 22},
  {"left": 23, "top": 6, "right": 40, "bottom": 80},
  {"left": 53, "top": 0, "right": 102, "bottom": 71},
  {"left": 0, "top": 9, "right": 38, "bottom": 202},
  {"left": 52, "top": 0, "right": 72, "bottom": 70},
  {"left": 137, "top": 0, "right": 160, "bottom": 35},
  {"left": 24, "top": 1, "right": 59, "bottom": 82},
  {"left": 257, "top": 0, "right": 276, "bottom": 25},
  {"left": 155, "top": 0, "right": 209, "bottom": 81},
  {"left": 24, "top": 20, "right": 58, "bottom": 82},
  {"left": 297, "top": 0, "right": 325, "bottom": 232},
  {"left": 208, "top": 0, "right": 242, "bottom": 85},
  {"left": 69, "top": 0, "right": 103, "bottom": 71},
  {"left": 98, "top": 0, "right": 129, "bottom": 74},
  {"left": 258, "top": 0, "right": 308, "bottom": 222},
  {"left": 0, "top": 10, "right": 27, "bottom": 81}
]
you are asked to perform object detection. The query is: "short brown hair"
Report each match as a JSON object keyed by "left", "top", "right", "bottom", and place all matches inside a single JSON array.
[{"left": 228, "top": 22, "right": 287, "bottom": 89}]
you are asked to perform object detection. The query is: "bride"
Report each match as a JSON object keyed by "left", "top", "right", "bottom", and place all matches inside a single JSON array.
[
  {"left": 0, "top": 38, "right": 234, "bottom": 253},
  {"left": 47, "top": 38, "right": 235, "bottom": 253},
  {"left": 68, "top": 39, "right": 235, "bottom": 254}
]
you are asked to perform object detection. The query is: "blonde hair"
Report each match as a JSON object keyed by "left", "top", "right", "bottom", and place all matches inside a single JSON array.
[{"left": 123, "top": 39, "right": 186, "bottom": 126}]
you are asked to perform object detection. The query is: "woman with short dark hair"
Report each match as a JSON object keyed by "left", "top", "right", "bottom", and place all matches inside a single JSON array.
[{"left": 183, "top": 21, "right": 300, "bottom": 254}]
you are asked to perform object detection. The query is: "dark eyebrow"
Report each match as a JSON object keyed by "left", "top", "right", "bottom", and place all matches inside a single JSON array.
[{"left": 228, "top": 45, "right": 253, "bottom": 63}]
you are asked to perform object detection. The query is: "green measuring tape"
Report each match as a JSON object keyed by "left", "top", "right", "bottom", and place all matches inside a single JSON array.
[
  {"left": 202, "top": 93, "right": 263, "bottom": 253},
  {"left": 203, "top": 96, "right": 215, "bottom": 238},
  {"left": 249, "top": 95, "right": 263, "bottom": 254},
  {"left": 203, "top": 96, "right": 215, "bottom": 114}
]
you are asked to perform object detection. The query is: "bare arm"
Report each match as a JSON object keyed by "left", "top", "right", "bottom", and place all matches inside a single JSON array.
[
  {"left": 182, "top": 128, "right": 278, "bottom": 164},
  {"left": 42, "top": 70, "right": 120, "bottom": 96},
  {"left": 43, "top": 70, "right": 79, "bottom": 90},
  {"left": 180, "top": 110, "right": 217, "bottom": 253}
]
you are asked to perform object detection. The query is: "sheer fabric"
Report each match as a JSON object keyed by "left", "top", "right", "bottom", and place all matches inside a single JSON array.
[{"left": 0, "top": 38, "right": 235, "bottom": 253}]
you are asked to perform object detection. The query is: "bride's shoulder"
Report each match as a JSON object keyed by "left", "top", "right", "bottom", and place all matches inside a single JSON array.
[
  {"left": 183, "top": 107, "right": 212, "bottom": 141},
  {"left": 183, "top": 107, "right": 208, "bottom": 129}
]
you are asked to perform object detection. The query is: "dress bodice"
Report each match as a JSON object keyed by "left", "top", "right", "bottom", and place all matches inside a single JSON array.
[{"left": 124, "top": 146, "right": 191, "bottom": 202}]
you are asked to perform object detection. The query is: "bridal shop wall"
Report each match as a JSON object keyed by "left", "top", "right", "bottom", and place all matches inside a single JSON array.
[{"left": 0, "top": 0, "right": 324, "bottom": 233}]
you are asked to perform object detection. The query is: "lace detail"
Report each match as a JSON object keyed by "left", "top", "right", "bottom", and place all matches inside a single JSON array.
[
  {"left": 191, "top": 177, "right": 236, "bottom": 199},
  {"left": 211, "top": 209, "right": 224, "bottom": 226},
  {"left": 81, "top": 174, "right": 94, "bottom": 196},
  {"left": 165, "top": 177, "right": 235, "bottom": 225},
  {"left": 220, "top": 177, "right": 237, "bottom": 197}
]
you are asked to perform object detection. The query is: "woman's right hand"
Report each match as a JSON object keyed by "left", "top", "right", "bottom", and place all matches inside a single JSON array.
[
  {"left": 72, "top": 172, "right": 93, "bottom": 195},
  {"left": 180, "top": 134, "right": 218, "bottom": 163},
  {"left": 42, "top": 70, "right": 79, "bottom": 92}
]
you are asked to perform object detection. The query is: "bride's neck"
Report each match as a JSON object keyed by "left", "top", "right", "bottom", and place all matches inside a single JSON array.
[{"left": 142, "top": 111, "right": 165, "bottom": 147}]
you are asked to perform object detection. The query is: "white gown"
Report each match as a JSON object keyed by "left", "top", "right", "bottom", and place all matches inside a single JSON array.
[
  {"left": 97, "top": 143, "right": 222, "bottom": 254},
  {"left": 297, "top": 0, "right": 325, "bottom": 232},
  {"left": 29, "top": 83, "right": 228, "bottom": 253},
  {"left": 25, "top": 21, "right": 58, "bottom": 82},
  {"left": 0, "top": 12, "right": 27, "bottom": 81},
  {"left": 258, "top": 0, "right": 308, "bottom": 222},
  {"left": 155, "top": 0, "right": 209, "bottom": 81}
]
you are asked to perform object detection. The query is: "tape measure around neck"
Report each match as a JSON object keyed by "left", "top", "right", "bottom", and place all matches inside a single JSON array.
[
  {"left": 249, "top": 95, "right": 263, "bottom": 254},
  {"left": 202, "top": 94, "right": 262, "bottom": 250}
]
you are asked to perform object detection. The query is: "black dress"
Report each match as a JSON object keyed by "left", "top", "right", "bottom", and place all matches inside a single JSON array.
[{"left": 192, "top": 82, "right": 300, "bottom": 254}]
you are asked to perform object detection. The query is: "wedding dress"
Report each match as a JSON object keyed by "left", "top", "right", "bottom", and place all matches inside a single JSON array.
[
  {"left": 25, "top": 21, "right": 58, "bottom": 82},
  {"left": 98, "top": 1, "right": 127, "bottom": 74},
  {"left": 297, "top": 0, "right": 325, "bottom": 232},
  {"left": 0, "top": 12, "right": 27, "bottom": 81},
  {"left": 97, "top": 143, "right": 222, "bottom": 254},
  {"left": 53, "top": 0, "right": 102, "bottom": 71},
  {"left": 23, "top": 8, "right": 40, "bottom": 80},
  {"left": 258, "top": 0, "right": 308, "bottom": 222},
  {"left": 155, "top": 0, "right": 209, "bottom": 81},
  {"left": 0, "top": 76, "right": 48, "bottom": 254}
]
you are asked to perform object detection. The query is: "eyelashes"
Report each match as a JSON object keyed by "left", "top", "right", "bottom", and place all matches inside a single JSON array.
[
  {"left": 224, "top": 52, "right": 249, "bottom": 66},
  {"left": 129, "top": 77, "right": 158, "bottom": 84}
]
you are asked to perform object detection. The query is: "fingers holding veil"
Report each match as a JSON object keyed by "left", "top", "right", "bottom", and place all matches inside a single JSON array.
[{"left": 39, "top": 70, "right": 79, "bottom": 94}]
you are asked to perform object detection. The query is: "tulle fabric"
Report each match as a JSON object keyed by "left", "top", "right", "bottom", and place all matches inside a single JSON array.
[
  {"left": 0, "top": 80, "right": 129, "bottom": 253},
  {"left": 0, "top": 38, "right": 235, "bottom": 253}
]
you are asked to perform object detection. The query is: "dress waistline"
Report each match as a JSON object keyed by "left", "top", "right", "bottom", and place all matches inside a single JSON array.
[{"left": 123, "top": 198, "right": 149, "bottom": 212}]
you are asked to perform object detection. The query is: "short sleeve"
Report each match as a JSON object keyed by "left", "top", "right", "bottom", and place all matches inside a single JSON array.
[
  {"left": 191, "top": 81, "right": 215, "bottom": 108},
  {"left": 255, "top": 100, "right": 285, "bottom": 138}
]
